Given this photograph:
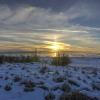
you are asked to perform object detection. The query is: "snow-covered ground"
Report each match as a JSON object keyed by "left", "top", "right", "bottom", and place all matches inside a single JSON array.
[{"left": 0, "top": 57, "right": 100, "bottom": 100}]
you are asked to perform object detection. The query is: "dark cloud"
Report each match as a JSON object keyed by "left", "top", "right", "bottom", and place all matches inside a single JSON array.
[
  {"left": 0, "top": 0, "right": 100, "bottom": 11},
  {"left": 0, "top": 0, "right": 77, "bottom": 12}
]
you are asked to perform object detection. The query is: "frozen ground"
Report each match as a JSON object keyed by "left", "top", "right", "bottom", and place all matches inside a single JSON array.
[{"left": 0, "top": 57, "right": 100, "bottom": 100}]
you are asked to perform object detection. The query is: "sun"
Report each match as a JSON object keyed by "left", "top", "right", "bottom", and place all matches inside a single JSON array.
[
  {"left": 46, "top": 41, "right": 63, "bottom": 52},
  {"left": 49, "top": 43, "right": 60, "bottom": 51}
]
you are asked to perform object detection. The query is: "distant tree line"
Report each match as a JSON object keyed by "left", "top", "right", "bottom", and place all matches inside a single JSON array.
[
  {"left": 0, "top": 55, "right": 40, "bottom": 63},
  {"left": 0, "top": 48, "right": 40, "bottom": 63}
]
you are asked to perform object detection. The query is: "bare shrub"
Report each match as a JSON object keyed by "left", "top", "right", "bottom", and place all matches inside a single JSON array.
[
  {"left": 52, "top": 54, "right": 71, "bottom": 66},
  {"left": 13, "top": 76, "right": 21, "bottom": 82},
  {"left": 59, "top": 92, "right": 95, "bottom": 100},
  {"left": 4, "top": 84, "right": 12, "bottom": 91},
  {"left": 45, "top": 92, "right": 55, "bottom": 100},
  {"left": 60, "top": 83, "right": 71, "bottom": 92},
  {"left": 23, "top": 80, "right": 35, "bottom": 92},
  {"left": 39, "top": 67, "right": 48, "bottom": 74}
]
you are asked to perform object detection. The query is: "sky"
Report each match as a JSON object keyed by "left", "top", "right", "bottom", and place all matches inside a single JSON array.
[{"left": 0, "top": 0, "right": 100, "bottom": 53}]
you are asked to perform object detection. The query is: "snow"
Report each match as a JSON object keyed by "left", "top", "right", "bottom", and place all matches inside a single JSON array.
[{"left": 0, "top": 56, "right": 100, "bottom": 100}]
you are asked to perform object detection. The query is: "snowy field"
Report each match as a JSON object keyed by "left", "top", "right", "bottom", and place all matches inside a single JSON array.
[{"left": 0, "top": 57, "right": 100, "bottom": 100}]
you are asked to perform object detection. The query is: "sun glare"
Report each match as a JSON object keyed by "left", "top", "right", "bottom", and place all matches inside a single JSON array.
[
  {"left": 49, "top": 42, "right": 60, "bottom": 51},
  {"left": 45, "top": 41, "right": 65, "bottom": 52}
]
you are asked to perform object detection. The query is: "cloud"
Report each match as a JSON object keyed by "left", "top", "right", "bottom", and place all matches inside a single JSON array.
[
  {"left": 0, "top": 0, "right": 100, "bottom": 52},
  {"left": 0, "top": 0, "right": 100, "bottom": 29}
]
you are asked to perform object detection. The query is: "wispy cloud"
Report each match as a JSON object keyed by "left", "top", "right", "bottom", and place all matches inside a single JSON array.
[{"left": 0, "top": 0, "right": 100, "bottom": 52}]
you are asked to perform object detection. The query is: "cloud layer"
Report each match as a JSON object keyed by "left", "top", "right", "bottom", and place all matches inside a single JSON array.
[{"left": 0, "top": 0, "right": 100, "bottom": 52}]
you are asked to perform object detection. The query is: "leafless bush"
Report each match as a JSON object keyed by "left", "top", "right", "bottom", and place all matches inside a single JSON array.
[
  {"left": 52, "top": 53, "right": 71, "bottom": 66},
  {"left": 4, "top": 84, "right": 12, "bottom": 91}
]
